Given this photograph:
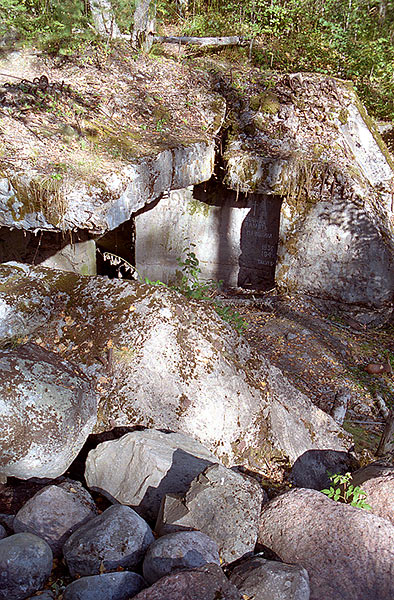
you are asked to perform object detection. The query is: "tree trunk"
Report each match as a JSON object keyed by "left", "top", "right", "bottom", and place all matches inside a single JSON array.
[
  {"left": 154, "top": 35, "right": 246, "bottom": 47},
  {"left": 131, "top": 0, "right": 157, "bottom": 52},
  {"left": 88, "top": 0, "right": 121, "bottom": 37},
  {"left": 376, "top": 409, "right": 394, "bottom": 456}
]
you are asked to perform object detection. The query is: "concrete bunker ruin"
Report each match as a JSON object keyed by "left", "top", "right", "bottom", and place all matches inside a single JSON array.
[{"left": 135, "top": 180, "right": 283, "bottom": 291}]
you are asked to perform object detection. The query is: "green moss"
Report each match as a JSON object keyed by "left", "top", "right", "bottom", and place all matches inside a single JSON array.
[
  {"left": 186, "top": 198, "right": 211, "bottom": 217},
  {"left": 338, "top": 107, "right": 349, "bottom": 125}
]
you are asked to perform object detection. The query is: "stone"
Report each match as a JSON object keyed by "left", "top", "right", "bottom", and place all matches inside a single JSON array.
[
  {"left": 27, "top": 593, "right": 54, "bottom": 600},
  {"left": 135, "top": 187, "right": 282, "bottom": 290},
  {"left": 0, "top": 228, "right": 96, "bottom": 276},
  {"left": 0, "top": 533, "right": 53, "bottom": 600},
  {"left": 13, "top": 480, "right": 99, "bottom": 555},
  {"left": 355, "top": 474, "right": 394, "bottom": 525},
  {"left": 290, "top": 449, "right": 356, "bottom": 490},
  {"left": 156, "top": 463, "right": 266, "bottom": 562},
  {"left": 0, "top": 263, "right": 352, "bottom": 475},
  {"left": 223, "top": 73, "right": 394, "bottom": 324},
  {"left": 0, "top": 342, "right": 97, "bottom": 480},
  {"left": 0, "top": 523, "right": 6, "bottom": 540},
  {"left": 142, "top": 530, "right": 220, "bottom": 584},
  {"left": 258, "top": 488, "right": 394, "bottom": 600},
  {"left": 62, "top": 571, "right": 146, "bottom": 600},
  {"left": 63, "top": 504, "right": 154, "bottom": 577},
  {"left": 133, "top": 564, "right": 241, "bottom": 600},
  {"left": 229, "top": 556, "right": 310, "bottom": 600},
  {"left": 85, "top": 430, "right": 217, "bottom": 522}
]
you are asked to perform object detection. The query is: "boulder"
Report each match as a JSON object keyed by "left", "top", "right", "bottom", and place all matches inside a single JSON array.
[
  {"left": 0, "top": 533, "right": 53, "bottom": 600},
  {"left": 0, "top": 263, "right": 352, "bottom": 473},
  {"left": 63, "top": 504, "right": 154, "bottom": 577},
  {"left": 0, "top": 342, "right": 97, "bottom": 480},
  {"left": 142, "top": 531, "right": 220, "bottom": 584},
  {"left": 355, "top": 475, "right": 394, "bottom": 525},
  {"left": 133, "top": 563, "right": 242, "bottom": 600},
  {"left": 0, "top": 524, "right": 6, "bottom": 540},
  {"left": 229, "top": 556, "right": 310, "bottom": 600},
  {"left": 85, "top": 430, "right": 217, "bottom": 522},
  {"left": 290, "top": 449, "right": 356, "bottom": 490},
  {"left": 156, "top": 463, "right": 266, "bottom": 562},
  {"left": 62, "top": 571, "right": 146, "bottom": 600},
  {"left": 258, "top": 488, "right": 394, "bottom": 600},
  {"left": 13, "top": 480, "right": 99, "bottom": 555},
  {"left": 222, "top": 73, "right": 394, "bottom": 324}
]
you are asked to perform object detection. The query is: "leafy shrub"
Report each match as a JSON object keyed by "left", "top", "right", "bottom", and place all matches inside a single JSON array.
[{"left": 321, "top": 472, "right": 371, "bottom": 510}]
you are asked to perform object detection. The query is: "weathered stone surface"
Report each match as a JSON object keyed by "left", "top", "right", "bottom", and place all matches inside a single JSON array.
[
  {"left": 229, "top": 556, "right": 310, "bottom": 600},
  {"left": 62, "top": 571, "right": 146, "bottom": 600},
  {"left": 13, "top": 480, "right": 99, "bottom": 555},
  {"left": 0, "top": 533, "right": 53, "bottom": 600},
  {"left": 0, "top": 342, "right": 97, "bottom": 480},
  {"left": 222, "top": 73, "right": 394, "bottom": 323},
  {"left": 258, "top": 488, "right": 394, "bottom": 600},
  {"left": 143, "top": 531, "right": 220, "bottom": 584},
  {"left": 63, "top": 504, "right": 154, "bottom": 577},
  {"left": 0, "top": 524, "right": 6, "bottom": 540},
  {"left": 0, "top": 264, "right": 352, "bottom": 472},
  {"left": 85, "top": 430, "right": 217, "bottom": 522},
  {"left": 156, "top": 463, "right": 266, "bottom": 562},
  {"left": 136, "top": 187, "right": 281, "bottom": 290},
  {"left": 354, "top": 474, "right": 394, "bottom": 525},
  {"left": 290, "top": 449, "right": 355, "bottom": 490},
  {"left": 134, "top": 564, "right": 242, "bottom": 600}
]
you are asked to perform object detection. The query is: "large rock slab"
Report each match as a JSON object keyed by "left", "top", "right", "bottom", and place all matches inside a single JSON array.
[
  {"left": 156, "top": 463, "right": 266, "bottom": 562},
  {"left": 0, "top": 263, "right": 352, "bottom": 472},
  {"left": 222, "top": 73, "right": 394, "bottom": 323},
  {"left": 85, "top": 430, "right": 217, "bottom": 522},
  {"left": 0, "top": 342, "right": 97, "bottom": 480},
  {"left": 0, "top": 533, "right": 53, "bottom": 600},
  {"left": 133, "top": 564, "right": 242, "bottom": 600},
  {"left": 258, "top": 488, "right": 394, "bottom": 600}
]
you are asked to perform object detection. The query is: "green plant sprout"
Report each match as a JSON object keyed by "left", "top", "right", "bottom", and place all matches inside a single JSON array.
[{"left": 321, "top": 472, "right": 371, "bottom": 510}]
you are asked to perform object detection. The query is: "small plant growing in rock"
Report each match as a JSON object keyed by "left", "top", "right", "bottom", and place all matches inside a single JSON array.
[{"left": 321, "top": 472, "right": 371, "bottom": 510}]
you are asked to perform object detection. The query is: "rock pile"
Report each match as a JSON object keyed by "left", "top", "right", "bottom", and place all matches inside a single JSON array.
[{"left": 0, "top": 429, "right": 393, "bottom": 600}]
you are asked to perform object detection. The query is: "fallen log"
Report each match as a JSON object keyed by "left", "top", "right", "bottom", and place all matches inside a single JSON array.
[{"left": 153, "top": 35, "right": 247, "bottom": 47}]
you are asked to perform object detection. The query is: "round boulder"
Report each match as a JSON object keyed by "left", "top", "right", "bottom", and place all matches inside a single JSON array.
[
  {"left": 0, "top": 343, "right": 97, "bottom": 480},
  {"left": 143, "top": 530, "right": 220, "bottom": 584},
  {"left": 0, "top": 532, "right": 53, "bottom": 600},
  {"left": 63, "top": 504, "right": 154, "bottom": 577}
]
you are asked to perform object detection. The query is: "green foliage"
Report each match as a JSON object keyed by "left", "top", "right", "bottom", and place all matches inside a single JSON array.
[
  {"left": 321, "top": 472, "right": 371, "bottom": 510},
  {"left": 175, "top": 245, "right": 220, "bottom": 300}
]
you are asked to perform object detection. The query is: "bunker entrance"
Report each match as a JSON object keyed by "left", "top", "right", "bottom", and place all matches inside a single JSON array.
[{"left": 135, "top": 179, "right": 283, "bottom": 292}]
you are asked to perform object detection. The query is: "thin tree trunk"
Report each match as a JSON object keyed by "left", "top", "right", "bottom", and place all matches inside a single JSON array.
[
  {"left": 88, "top": 0, "right": 121, "bottom": 37},
  {"left": 376, "top": 409, "right": 394, "bottom": 456}
]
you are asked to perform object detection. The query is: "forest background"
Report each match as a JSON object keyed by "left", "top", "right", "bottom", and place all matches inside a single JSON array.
[{"left": 0, "top": 0, "right": 393, "bottom": 121}]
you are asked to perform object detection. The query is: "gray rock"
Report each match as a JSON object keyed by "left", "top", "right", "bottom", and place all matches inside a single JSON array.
[
  {"left": 0, "top": 524, "right": 6, "bottom": 540},
  {"left": 134, "top": 563, "right": 241, "bottom": 600},
  {"left": 223, "top": 74, "right": 394, "bottom": 323},
  {"left": 13, "top": 480, "right": 99, "bottom": 555},
  {"left": 156, "top": 463, "right": 266, "bottom": 562},
  {"left": 27, "top": 593, "right": 54, "bottom": 600},
  {"left": 0, "top": 342, "right": 97, "bottom": 480},
  {"left": 258, "top": 488, "right": 394, "bottom": 600},
  {"left": 85, "top": 430, "right": 217, "bottom": 522},
  {"left": 229, "top": 556, "right": 310, "bottom": 600},
  {"left": 0, "top": 264, "right": 352, "bottom": 475},
  {"left": 357, "top": 475, "right": 394, "bottom": 525},
  {"left": 0, "top": 513, "right": 15, "bottom": 534},
  {"left": 290, "top": 449, "right": 356, "bottom": 490},
  {"left": 0, "top": 533, "right": 53, "bottom": 600},
  {"left": 63, "top": 504, "right": 154, "bottom": 577},
  {"left": 62, "top": 571, "right": 146, "bottom": 600},
  {"left": 142, "top": 531, "right": 220, "bottom": 584}
]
